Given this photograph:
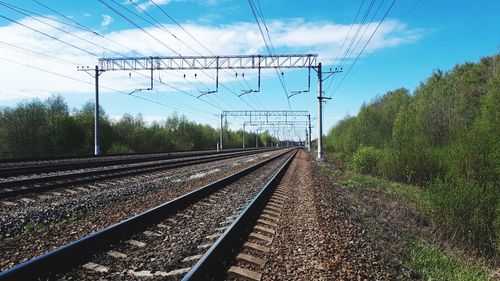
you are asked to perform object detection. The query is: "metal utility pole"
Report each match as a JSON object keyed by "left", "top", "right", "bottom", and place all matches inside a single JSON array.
[
  {"left": 315, "top": 63, "right": 341, "bottom": 160},
  {"left": 305, "top": 128, "right": 309, "bottom": 150},
  {"left": 94, "top": 66, "right": 100, "bottom": 156},
  {"left": 220, "top": 113, "right": 224, "bottom": 150},
  {"left": 308, "top": 114, "right": 312, "bottom": 152},
  {"left": 317, "top": 62, "right": 323, "bottom": 160},
  {"left": 242, "top": 123, "right": 246, "bottom": 148},
  {"left": 255, "top": 130, "right": 259, "bottom": 148},
  {"left": 82, "top": 54, "right": 317, "bottom": 155}
]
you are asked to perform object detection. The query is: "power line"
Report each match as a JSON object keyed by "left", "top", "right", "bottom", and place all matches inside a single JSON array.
[
  {"left": 97, "top": 0, "right": 252, "bottom": 110},
  {"left": 148, "top": 0, "right": 265, "bottom": 109},
  {"left": 333, "top": 0, "right": 367, "bottom": 65},
  {"left": 97, "top": 0, "right": 181, "bottom": 56},
  {"left": 0, "top": 2, "right": 225, "bottom": 120},
  {"left": 0, "top": 2, "right": 215, "bottom": 114},
  {"left": 146, "top": 0, "right": 260, "bottom": 109},
  {"left": 337, "top": 0, "right": 377, "bottom": 68},
  {"left": 0, "top": 55, "right": 218, "bottom": 121},
  {"left": 330, "top": 0, "right": 397, "bottom": 97},
  {"left": 32, "top": 0, "right": 144, "bottom": 56},
  {"left": 0, "top": 1, "right": 134, "bottom": 58},
  {"left": 248, "top": 0, "right": 291, "bottom": 109},
  {"left": 110, "top": 0, "right": 256, "bottom": 110},
  {"left": 0, "top": 40, "right": 79, "bottom": 66},
  {"left": 0, "top": 13, "right": 98, "bottom": 57},
  {"left": 326, "top": 0, "right": 384, "bottom": 94}
]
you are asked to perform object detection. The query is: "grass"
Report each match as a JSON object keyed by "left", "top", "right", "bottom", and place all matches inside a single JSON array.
[
  {"left": 21, "top": 210, "right": 88, "bottom": 236},
  {"left": 323, "top": 166, "right": 433, "bottom": 217},
  {"left": 408, "top": 242, "right": 490, "bottom": 281},
  {"left": 23, "top": 222, "right": 46, "bottom": 235},
  {"left": 320, "top": 157, "right": 494, "bottom": 280}
]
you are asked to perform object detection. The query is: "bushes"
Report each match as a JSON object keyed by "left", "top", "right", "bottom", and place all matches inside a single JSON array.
[
  {"left": 427, "top": 179, "right": 499, "bottom": 253},
  {"left": 351, "top": 146, "right": 382, "bottom": 175},
  {"left": 0, "top": 96, "right": 275, "bottom": 158},
  {"left": 324, "top": 54, "right": 500, "bottom": 254}
]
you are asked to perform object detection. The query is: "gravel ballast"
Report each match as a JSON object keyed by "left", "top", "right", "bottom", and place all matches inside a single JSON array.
[
  {"left": 229, "top": 150, "right": 403, "bottom": 280},
  {"left": 0, "top": 150, "right": 285, "bottom": 272}
]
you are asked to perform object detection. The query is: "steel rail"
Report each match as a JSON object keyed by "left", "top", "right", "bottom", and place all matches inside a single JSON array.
[
  {"left": 182, "top": 149, "right": 297, "bottom": 280},
  {"left": 0, "top": 148, "right": 277, "bottom": 199},
  {"left": 0, "top": 147, "right": 264, "bottom": 164},
  {"left": 0, "top": 147, "right": 266, "bottom": 177},
  {"left": 0, "top": 149, "right": 294, "bottom": 281}
]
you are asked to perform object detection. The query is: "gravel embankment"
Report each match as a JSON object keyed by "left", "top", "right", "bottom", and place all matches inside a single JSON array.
[
  {"left": 59, "top": 150, "right": 292, "bottom": 280},
  {"left": 0, "top": 151, "right": 277, "bottom": 239},
  {"left": 0, "top": 150, "right": 285, "bottom": 272},
  {"left": 228, "top": 150, "right": 404, "bottom": 280}
]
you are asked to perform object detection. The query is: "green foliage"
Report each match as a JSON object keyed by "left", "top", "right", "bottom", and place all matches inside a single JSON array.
[
  {"left": 408, "top": 243, "right": 489, "bottom": 281},
  {"left": 324, "top": 54, "right": 500, "bottom": 254},
  {"left": 0, "top": 95, "right": 273, "bottom": 158},
  {"left": 108, "top": 143, "right": 134, "bottom": 154},
  {"left": 23, "top": 222, "right": 45, "bottom": 235},
  {"left": 350, "top": 146, "right": 382, "bottom": 175},
  {"left": 428, "top": 179, "right": 499, "bottom": 253}
]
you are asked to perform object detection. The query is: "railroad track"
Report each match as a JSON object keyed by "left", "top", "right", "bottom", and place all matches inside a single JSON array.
[
  {"left": 0, "top": 148, "right": 297, "bottom": 280},
  {"left": 0, "top": 148, "right": 276, "bottom": 199},
  {"left": 0, "top": 147, "right": 264, "bottom": 177}
]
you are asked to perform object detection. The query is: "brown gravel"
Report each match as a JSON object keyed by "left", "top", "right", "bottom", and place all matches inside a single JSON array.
[
  {"left": 60, "top": 151, "right": 292, "bottom": 280},
  {"left": 257, "top": 150, "right": 403, "bottom": 280},
  {"left": 0, "top": 150, "right": 286, "bottom": 272}
]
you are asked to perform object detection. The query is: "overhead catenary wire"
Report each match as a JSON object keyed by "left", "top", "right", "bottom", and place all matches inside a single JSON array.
[
  {"left": 137, "top": 0, "right": 261, "bottom": 110},
  {"left": 0, "top": 2, "right": 225, "bottom": 120},
  {"left": 330, "top": 0, "right": 398, "bottom": 98},
  {"left": 326, "top": 0, "right": 385, "bottom": 93},
  {"left": 113, "top": 0, "right": 257, "bottom": 110},
  {"left": 248, "top": 0, "right": 291, "bottom": 109},
  {"left": 29, "top": 0, "right": 232, "bottom": 112},
  {"left": 31, "top": 0, "right": 144, "bottom": 57},
  {"left": 337, "top": 0, "right": 377, "bottom": 69},
  {"left": 148, "top": 0, "right": 267, "bottom": 109},
  {"left": 97, "top": 0, "right": 181, "bottom": 56},
  {"left": 0, "top": 13, "right": 99, "bottom": 57},
  {"left": 0, "top": 1, "right": 139, "bottom": 59},
  {"left": 0, "top": 39, "right": 79, "bottom": 66},
  {"left": 325, "top": 0, "right": 367, "bottom": 92},
  {"left": 0, "top": 55, "right": 217, "bottom": 121}
]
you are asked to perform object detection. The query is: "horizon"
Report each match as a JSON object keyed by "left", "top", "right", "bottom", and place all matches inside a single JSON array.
[{"left": 1, "top": 0, "right": 499, "bottom": 138}]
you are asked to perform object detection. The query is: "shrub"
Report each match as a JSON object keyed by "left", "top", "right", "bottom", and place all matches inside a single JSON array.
[
  {"left": 350, "top": 146, "right": 383, "bottom": 175},
  {"left": 427, "top": 179, "right": 499, "bottom": 254},
  {"left": 107, "top": 143, "right": 134, "bottom": 154}
]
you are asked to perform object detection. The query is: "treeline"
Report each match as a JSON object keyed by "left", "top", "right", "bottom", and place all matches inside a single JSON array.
[
  {"left": 325, "top": 55, "right": 499, "bottom": 254},
  {"left": 0, "top": 96, "right": 273, "bottom": 158}
]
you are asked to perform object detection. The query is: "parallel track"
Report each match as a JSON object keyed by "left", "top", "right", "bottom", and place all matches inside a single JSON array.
[
  {"left": 0, "top": 148, "right": 276, "bottom": 199},
  {"left": 0, "top": 147, "right": 265, "bottom": 177},
  {"left": 0, "top": 148, "right": 297, "bottom": 280}
]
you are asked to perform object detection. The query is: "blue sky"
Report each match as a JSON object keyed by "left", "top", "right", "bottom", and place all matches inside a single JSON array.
[{"left": 0, "top": 0, "right": 499, "bottom": 141}]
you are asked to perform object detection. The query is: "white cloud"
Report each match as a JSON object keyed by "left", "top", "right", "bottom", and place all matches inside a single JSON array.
[
  {"left": 0, "top": 16, "right": 424, "bottom": 102},
  {"left": 101, "top": 14, "right": 113, "bottom": 28},
  {"left": 132, "top": 0, "right": 171, "bottom": 11}
]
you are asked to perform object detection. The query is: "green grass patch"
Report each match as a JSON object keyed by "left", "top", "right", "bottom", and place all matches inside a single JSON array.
[
  {"left": 323, "top": 167, "right": 433, "bottom": 217},
  {"left": 321, "top": 157, "right": 493, "bottom": 280},
  {"left": 408, "top": 242, "right": 490, "bottom": 281},
  {"left": 23, "top": 222, "right": 46, "bottom": 235}
]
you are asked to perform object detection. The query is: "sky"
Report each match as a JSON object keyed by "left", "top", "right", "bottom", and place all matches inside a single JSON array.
[{"left": 0, "top": 0, "right": 499, "bottom": 141}]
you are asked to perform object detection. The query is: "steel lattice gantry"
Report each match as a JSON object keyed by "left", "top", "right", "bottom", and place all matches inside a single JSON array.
[
  {"left": 79, "top": 53, "right": 336, "bottom": 160},
  {"left": 98, "top": 54, "right": 317, "bottom": 71},
  {"left": 219, "top": 110, "right": 311, "bottom": 151},
  {"left": 242, "top": 120, "right": 309, "bottom": 149},
  {"left": 222, "top": 110, "right": 309, "bottom": 117}
]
